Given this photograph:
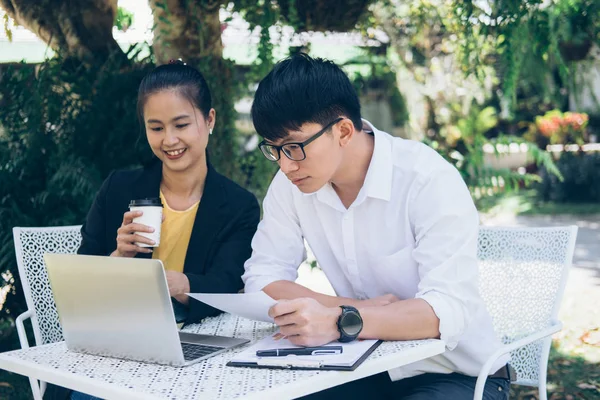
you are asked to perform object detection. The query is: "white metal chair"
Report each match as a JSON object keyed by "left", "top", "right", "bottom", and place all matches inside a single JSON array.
[
  {"left": 13, "top": 225, "right": 82, "bottom": 400},
  {"left": 474, "top": 226, "right": 578, "bottom": 400}
]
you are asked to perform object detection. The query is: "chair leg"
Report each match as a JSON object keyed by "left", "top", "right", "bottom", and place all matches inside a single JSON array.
[
  {"left": 30, "top": 377, "right": 43, "bottom": 400},
  {"left": 538, "top": 359, "right": 549, "bottom": 400},
  {"left": 538, "top": 381, "right": 548, "bottom": 400}
]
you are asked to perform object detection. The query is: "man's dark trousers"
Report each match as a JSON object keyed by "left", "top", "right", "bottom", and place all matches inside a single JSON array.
[{"left": 299, "top": 371, "right": 510, "bottom": 400}]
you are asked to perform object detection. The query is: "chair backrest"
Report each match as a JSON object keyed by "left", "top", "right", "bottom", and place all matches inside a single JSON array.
[
  {"left": 13, "top": 225, "right": 82, "bottom": 346},
  {"left": 477, "top": 226, "right": 577, "bottom": 386}
]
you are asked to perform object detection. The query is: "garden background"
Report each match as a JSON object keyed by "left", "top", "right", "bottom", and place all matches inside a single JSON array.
[{"left": 0, "top": 1, "right": 599, "bottom": 398}]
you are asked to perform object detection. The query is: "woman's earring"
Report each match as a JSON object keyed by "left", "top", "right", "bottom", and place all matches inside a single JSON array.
[{"left": 209, "top": 128, "right": 213, "bottom": 135}]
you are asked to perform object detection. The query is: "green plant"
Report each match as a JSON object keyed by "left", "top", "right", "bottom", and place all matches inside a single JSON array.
[
  {"left": 426, "top": 104, "right": 561, "bottom": 196},
  {"left": 235, "top": 151, "right": 278, "bottom": 205},
  {"left": 451, "top": 0, "right": 600, "bottom": 110},
  {"left": 554, "top": 0, "right": 599, "bottom": 61},
  {"left": 0, "top": 51, "right": 153, "bottom": 320},
  {"left": 345, "top": 53, "right": 409, "bottom": 127},
  {"left": 115, "top": 6, "right": 134, "bottom": 32}
]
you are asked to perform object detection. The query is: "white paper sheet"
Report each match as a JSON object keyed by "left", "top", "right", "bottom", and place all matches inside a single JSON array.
[{"left": 187, "top": 291, "right": 277, "bottom": 322}]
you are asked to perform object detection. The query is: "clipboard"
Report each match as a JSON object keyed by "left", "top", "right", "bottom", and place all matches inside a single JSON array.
[{"left": 227, "top": 334, "right": 382, "bottom": 371}]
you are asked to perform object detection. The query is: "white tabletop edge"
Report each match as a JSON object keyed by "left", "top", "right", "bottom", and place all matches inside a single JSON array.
[
  {"left": 0, "top": 339, "right": 446, "bottom": 400},
  {"left": 0, "top": 353, "right": 162, "bottom": 400},
  {"left": 240, "top": 339, "right": 446, "bottom": 400}
]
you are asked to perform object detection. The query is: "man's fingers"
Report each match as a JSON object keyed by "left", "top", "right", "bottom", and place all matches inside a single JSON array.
[
  {"left": 273, "top": 312, "right": 299, "bottom": 327},
  {"left": 287, "top": 335, "right": 312, "bottom": 347},
  {"left": 268, "top": 300, "right": 287, "bottom": 318},
  {"left": 279, "top": 324, "right": 303, "bottom": 338},
  {"left": 287, "top": 335, "right": 302, "bottom": 346},
  {"left": 269, "top": 299, "right": 303, "bottom": 319}
]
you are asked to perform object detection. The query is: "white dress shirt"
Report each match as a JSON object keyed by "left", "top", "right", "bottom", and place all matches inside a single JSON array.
[{"left": 243, "top": 120, "right": 508, "bottom": 380}]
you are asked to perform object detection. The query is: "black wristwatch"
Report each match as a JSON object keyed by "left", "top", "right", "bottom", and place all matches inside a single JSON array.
[{"left": 336, "top": 305, "right": 363, "bottom": 343}]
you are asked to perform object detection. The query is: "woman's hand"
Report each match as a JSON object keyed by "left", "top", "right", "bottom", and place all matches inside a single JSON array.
[
  {"left": 110, "top": 210, "right": 155, "bottom": 257},
  {"left": 166, "top": 270, "right": 190, "bottom": 304}
]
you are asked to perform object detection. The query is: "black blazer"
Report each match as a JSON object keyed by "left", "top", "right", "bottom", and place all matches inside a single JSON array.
[{"left": 78, "top": 160, "right": 260, "bottom": 324}]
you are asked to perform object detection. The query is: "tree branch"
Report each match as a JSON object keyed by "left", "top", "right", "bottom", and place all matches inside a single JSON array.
[{"left": 0, "top": 0, "right": 125, "bottom": 64}]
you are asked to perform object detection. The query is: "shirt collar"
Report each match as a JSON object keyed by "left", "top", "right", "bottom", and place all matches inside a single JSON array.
[
  {"left": 360, "top": 119, "right": 393, "bottom": 202},
  {"left": 310, "top": 119, "right": 393, "bottom": 205}
]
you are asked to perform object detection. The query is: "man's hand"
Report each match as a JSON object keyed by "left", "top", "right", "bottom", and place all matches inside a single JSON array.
[
  {"left": 269, "top": 298, "right": 342, "bottom": 347},
  {"left": 165, "top": 270, "right": 190, "bottom": 297}
]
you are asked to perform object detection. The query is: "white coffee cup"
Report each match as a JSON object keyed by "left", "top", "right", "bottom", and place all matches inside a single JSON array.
[{"left": 129, "top": 198, "right": 163, "bottom": 248}]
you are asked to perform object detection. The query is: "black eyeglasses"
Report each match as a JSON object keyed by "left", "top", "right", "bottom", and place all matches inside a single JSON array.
[{"left": 259, "top": 117, "right": 344, "bottom": 162}]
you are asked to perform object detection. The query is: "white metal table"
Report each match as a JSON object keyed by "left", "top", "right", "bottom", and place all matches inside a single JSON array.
[{"left": 0, "top": 313, "right": 445, "bottom": 399}]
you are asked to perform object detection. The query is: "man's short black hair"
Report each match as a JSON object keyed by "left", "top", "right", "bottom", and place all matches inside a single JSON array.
[{"left": 251, "top": 53, "right": 363, "bottom": 142}]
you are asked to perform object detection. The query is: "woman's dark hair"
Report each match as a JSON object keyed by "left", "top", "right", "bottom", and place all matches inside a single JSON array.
[
  {"left": 251, "top": 53, "right": 362, "bottom": 142},
  {"left": 137, "top": 60, "right": 212, "bottom": 121}
]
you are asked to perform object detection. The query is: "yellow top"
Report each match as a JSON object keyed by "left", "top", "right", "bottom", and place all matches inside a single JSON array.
[{"left": 152, "top": 191, "right": 200, "bottom": 273}]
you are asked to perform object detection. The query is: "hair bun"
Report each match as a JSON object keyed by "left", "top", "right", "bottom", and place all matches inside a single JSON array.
[{"left": 168, "top": 58, "right": 186, "bottom": 65}]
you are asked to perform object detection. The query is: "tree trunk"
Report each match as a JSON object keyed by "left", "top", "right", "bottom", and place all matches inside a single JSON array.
[
  {"left": 0, "top": 0, "right": 125, "bottom": 64},
  {"left": 150, "top": 0, "right": 224, "bottom": 64},
  {"left": 151, "top": 0, "right": 236, "bottom": 178},
  {"left": 149, "top": 0, "right": 375, "bottom": 178}
]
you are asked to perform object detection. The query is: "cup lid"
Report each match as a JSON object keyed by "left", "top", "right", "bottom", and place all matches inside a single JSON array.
[{"left": 129, "top": 198, "right": 163, "bottom": 207}]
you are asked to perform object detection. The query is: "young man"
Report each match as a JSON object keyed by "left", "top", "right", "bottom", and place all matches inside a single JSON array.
[{"left": 243, "top": 53, "right": 510, "bottom": 399}]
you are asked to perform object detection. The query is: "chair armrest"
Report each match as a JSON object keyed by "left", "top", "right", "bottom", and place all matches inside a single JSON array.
[
  {"left": 473, "top": 322, "right": 562, "bottom": 400},
  {"left": 15, "top": 310, "right": 33, "bottom": 349}
]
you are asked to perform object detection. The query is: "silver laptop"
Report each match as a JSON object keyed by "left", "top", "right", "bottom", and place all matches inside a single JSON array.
[{"left": 44, "top": 253, "right": 249, "bottom": 367}]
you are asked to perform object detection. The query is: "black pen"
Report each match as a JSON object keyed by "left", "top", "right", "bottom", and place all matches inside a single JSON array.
[{"left": 256, "top": 346, "right": 343, "bottom": 357}]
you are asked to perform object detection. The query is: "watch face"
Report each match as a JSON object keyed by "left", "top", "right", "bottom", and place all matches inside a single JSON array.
[{"left": 341, "top": 311, "right": 362, "bottom": 336}]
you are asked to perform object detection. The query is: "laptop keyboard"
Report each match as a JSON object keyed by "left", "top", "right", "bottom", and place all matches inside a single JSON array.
[{"left": 181, "top": 342, "right": 224, "bottom": 362}]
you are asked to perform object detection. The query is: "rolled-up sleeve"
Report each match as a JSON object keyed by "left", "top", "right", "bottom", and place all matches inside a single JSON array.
[
  {"left": 411, "top": 166, "right": 480, "bottom": 350},
  {"left": 242, "top": 171, "right": 307, "bottom": 293}
]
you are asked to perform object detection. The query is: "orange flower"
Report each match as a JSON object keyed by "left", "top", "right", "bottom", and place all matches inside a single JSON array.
[{"left": 563, "top": 112, "right": 588, "bottom": 131}]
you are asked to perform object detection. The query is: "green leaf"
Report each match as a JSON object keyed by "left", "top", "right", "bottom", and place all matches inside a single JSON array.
[
  {"left": 154, "top": 1, "right": 167, "bottom": 10},
  {"left": 3, "top": 14, "right": 12, "bottom": 42},
  {"left": 158, "top": 15, "right": 171, "bottom": 26}
]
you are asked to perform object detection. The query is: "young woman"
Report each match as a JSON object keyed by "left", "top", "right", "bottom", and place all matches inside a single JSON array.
[
  {"left": 78, "top": 60, "right": 260, "bottom": 324},
  {"left": 43, "top": 62, "right": 259, "bottom": 400}
]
